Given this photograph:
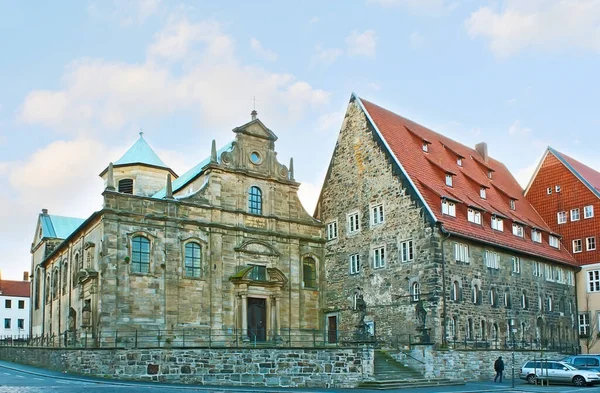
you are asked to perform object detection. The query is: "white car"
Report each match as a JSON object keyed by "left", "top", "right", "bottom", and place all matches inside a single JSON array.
[{"left": 520, "top": 360, "right": 600, "bottom": 386}]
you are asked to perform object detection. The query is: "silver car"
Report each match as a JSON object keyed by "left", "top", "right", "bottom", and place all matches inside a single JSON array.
[{"left": 519, "top": 360, "right": 600, "bottom": 386}]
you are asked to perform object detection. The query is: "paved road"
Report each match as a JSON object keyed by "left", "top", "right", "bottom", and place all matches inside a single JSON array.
[{"left": 1, "top": 361, "right": 600, "bottom": 393}]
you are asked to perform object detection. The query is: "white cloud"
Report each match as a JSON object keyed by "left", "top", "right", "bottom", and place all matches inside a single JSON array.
[
  {"left": 309, "top": 16, "right": 320, "bottom": 24},
  {"left": 346, "top": 29, "right": 377, "bottom": 57},
  {"left": 367, "top": 82, "right": 381, "bottom": 90},
  {"left": 18, "top": 17, "right": 330, "bottom": 137},
  {"left": 409, "top": 31, "right": 426, "bottom": 49},
  {"left": 508, "top": 120, "right": 532, "bottom": 136},
  {"left": 466, "top": 0, "right": 600, "bottom": 57},
  {"left": 311, "top": 44, "right": 343, "bottom": 66},
  {"left": 250, "top": 38, "right": 278, "bottom": 62},
  {"left": 368, "top": 0, "right": 456, "bottom": 15},
  {"left": 88, "top": 0, "right": 162, "bottom": 27},
  {"left": 297, "top": 170, "right": 327, "bottom": 215},
  {"left": 317, "top": 111, "right": 344, "bottom": 132},
  {"left": 515, "top": 160, "right": 539, "bottom": 188}
]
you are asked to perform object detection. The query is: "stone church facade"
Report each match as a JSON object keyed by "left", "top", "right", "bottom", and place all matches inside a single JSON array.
[
  {"left": 316, "top": 94, "right": 580, "bottom": 349},
  {"left": 30, "top": 114, "right": 324, "bottom": 346}
]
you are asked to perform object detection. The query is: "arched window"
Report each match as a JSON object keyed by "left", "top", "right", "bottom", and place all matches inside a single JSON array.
[
  {"left": 451, "top": 281, "right": 460, "bottom": 302},
  {"left": 248, "top": 186, "right": 262, "bottom": 215},
  {"left": 504, "top": 289, "right": 511, "bottom": 308},
  {"left": 466, "top": 318, "right": 473, "bottom": 340},
  {"left": 45, "top": 274, "right": 51, "bottom": 304},
  {"left": 72, "top": 252, "right": 80, "bottom": 287},
  {"left": 489, "top": 287, "right": 497, "bottom": 307},
  {"left": 184, "top": 242, "right": 202, "bottom": 278},
  {"left": 521, "top": 291, "right": 527, "bottom": 309},
  {"left": 62, "top": 260, "right": 68, "bottom": 295},
  {"left": 472, "top": 285, "right": 480, "bottom": 304},
  {"left": 493, "top": 323, "right": 499, "bottom": 341},
  {"left": 34, "top": 270, "right": 40, "bottom": 310},
  {"left": 131, "top": 236, "right": 150, "bottom": 273},
  {"left": 547, "top": 295, "right": 553, "bottom": 312},
  {"left": 118, "top": 178, "right": 134, "bottom": 194},
  {"left": 449, "top": 316, "right": 456, "bottom": 340},
  {"left": 481, "top": 320, "right": 487, "bottom": 340},
  {"left": 52, "top": 268, "right": 59, "bottom": 299},
  {"left": 353, "top": 293, "right": 359, "bottom": 310},
  {"left": 538, "top": 295, "right": 543, "bottom": 311},
  {"left": 302, "top": 257, "right": 317, "bottom": 288},
  {"left": 411, "top": 282, "right": 420, "bottom": 302}
]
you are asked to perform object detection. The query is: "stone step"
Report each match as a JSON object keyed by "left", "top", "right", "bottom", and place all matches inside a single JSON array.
[{"left": 358, "top": 378, "right": 465, "bottom": 390}]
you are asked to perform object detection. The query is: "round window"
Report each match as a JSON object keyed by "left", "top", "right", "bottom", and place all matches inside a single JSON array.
[{"left": 250, "top": 152, "right": 262, "bottom": 164}]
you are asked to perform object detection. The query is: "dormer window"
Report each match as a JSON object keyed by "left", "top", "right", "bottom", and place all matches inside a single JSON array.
[
  {"left": 487, "top": 170, "right": 493, "bottom": 179},
  {"left": 422, "top": 142, "right": 429, "bottom": 152},
  {"left": 549, "top": 235, "right": 560, "bottom": 248},
  {"left": 445, "top": 173, "right": 453, "bottom": 187},
  {"left": 441, "top": 199, "right": 456, "bottom": 217},
  {"left": 491, "top": 216, "right": 503, "bottom": 231},
  {"left": 512, "top": 223, "right": 524, "bottom": 238},
  {"left": 457, "top": 157, "right": 462, "bottom": 167},
  {"left": 480, "top": 187, "right": 486, "bottom": 199},
  {"left": 467, "top": 208, "right": 481, "bottom": 224},
  {"left": 510, "top": 199, "right": 516, "bottom": 210},
  {"left": 532, "top": 229, "right": 542, "bottom": 243}
]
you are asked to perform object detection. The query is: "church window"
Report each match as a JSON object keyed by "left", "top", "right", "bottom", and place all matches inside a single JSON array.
[
  {"left": 62, "top": 260, "right": 68, "bottom": 295},
  {"left": 303, "top": 257, "right": 317, "bottom": 288},
  {"left": 72, "top": 252, "right": 79, "bottom": 287},
  {"left": 184, "top": 242, "right": 202, "bottom": 278},
  {"left": 52, "top": 268, "right": 59, "bottom": 299},
  {"left": 248, "top": 186, "right": 262, "bottom": 215},
  {"left": 250, "top": 151, "right": 262, "bottom": 164},
  {"left": 131, "top": 236, "right": 150, "bottom": 274},
  {"left": 45, "top": 274, "right": 51, "bottom": 304},
  {"left": 411, "top": 281, "right": 420, "bottom": 302},
  {"left": 34, "top": 271, "right": 40, "bottom": 310},
  {"left": 118, "top": 179, "right": 134, "bottom": 194}
]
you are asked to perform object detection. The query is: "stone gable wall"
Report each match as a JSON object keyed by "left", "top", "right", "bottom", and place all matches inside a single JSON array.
[{"left": 0, "top": 346, "right": 373, "bottom": 388}]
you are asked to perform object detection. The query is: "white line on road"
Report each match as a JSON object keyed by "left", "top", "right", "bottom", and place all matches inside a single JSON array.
[
  {"left": 54, "top": 380, "right": 71, "bottom": 384},
  {"left": 15, "top": 375, "right": 23, "bottom": 378},
  {"left": 1, "top": 373, "right": 10, "bottom": 376},
  {"left": 34, "top": 378, "right": 44, "bottom": 381}
]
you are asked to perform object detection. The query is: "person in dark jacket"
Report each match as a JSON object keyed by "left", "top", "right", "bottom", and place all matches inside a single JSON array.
[{"left": 494, "top": 356, "right": 505, "bottom": 383}]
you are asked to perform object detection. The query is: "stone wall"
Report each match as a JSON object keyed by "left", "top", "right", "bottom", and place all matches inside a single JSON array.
[
  {"left": 0, "top": 346, "right": 373, "bottom": 388},
  {"left": 393, "top": 346, "right": 563, "bottom": 381}
]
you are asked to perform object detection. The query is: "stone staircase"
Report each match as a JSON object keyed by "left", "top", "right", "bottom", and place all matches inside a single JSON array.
[{"left": 358, "top": 350, "right": 465, "bottom": 390}]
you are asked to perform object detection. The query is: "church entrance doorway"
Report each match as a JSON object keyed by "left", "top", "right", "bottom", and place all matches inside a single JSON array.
[{"left": 247, "top": 297, "right": 266, "bottom": 342}]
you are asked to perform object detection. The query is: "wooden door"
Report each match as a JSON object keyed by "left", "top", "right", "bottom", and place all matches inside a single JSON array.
[
  {"left": 247, "top": 297, "right": 266, "bottom": 342},
  {"left": 327, "top": 315, "right": 338, "bottom": 344}
]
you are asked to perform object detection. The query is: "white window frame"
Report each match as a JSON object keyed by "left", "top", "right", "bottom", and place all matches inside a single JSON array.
[
  {"left": 454, "top": 243, "right": 469, "bottom": 263},
  {"left": 451, "top": 281, "right": 460, "bottom": 301},
  {"left": 571, "top": 208, "right": 580, "bottom": 222},
  {"left": 587, "top": 237, "right": 596, "bottom": 251},
  {"left": 370, "top": 203, "right": 384, "bottom": 227},
  {"left": 549, "top": 235, "right": 560, "bottom": 248},
  {"left": 422, "top": 142, "right": 429, "bottom": 152},
  {"left": 510, "top": 199, "right": 516, "bottom": 210},
  {"left": 512, "top": 256, "right": 520, "bottom": 273},
  {"left": 547, "top": 187, "right": 552, "bottom": 195},
  {"left": 557, "top": 211, "right": 567, "bottom": 224},
  {"left": 347, "top": 211, "right": 360, "bottom": 234},
  {"left": 573, "top": 239, "right": 583, "bottom": 254},
  {"left": 588, "top": 270, "right": 600, "bottom": 293},
  {"left": 555, "top": 185, "right": 561, "bottom": 193},
  {"left": 326, "top": 220, "right": 338, "bottom": 240},
  {"left": 567, "top": 271, "right": 574, "bottom": 286},
  {"left": 580, "top": 313, "right": 590, "bottom": 336},
  {"left": 584, "top": 205, "right": 594, "bottom": 219},
  {"left": 491, "top": 216, "right": 503, "bottom": 231},
  {"left": 441, "top": 199, "right": 456, "bottom": 217},
  {"left": 411, "top": 282, "right": 420, "bottom": 302},
  {"left": 400, "top": 240, "right": 414, "bottom": 262},
  {"left": 467, "top": 208, "right": 481, "bottom": 224},
  {"left": 512, "top": 223, "right": 523, "bottom": 237},
  {"left": 521, "top": 292, "right": 527, "bottom": 309},
  {"left": 485, "top": 250, "right": 499, "bottom": 269},
  {"left": 457, "top": 157, "right": 462, "bottom": 167},
  {"left": 349, "top": 254, "right": 360, "bottom": 275},
  {"left": 445, "top": 174, "right": 453, "bottom": 187},
  {"left": 545, "top": 264, "right": 553, "bottom": 281},
  {"left": 533, "top": 261, "right": 543, "bottom": 277},
  {"left": 531, "top": 229, "right": 542, "bottom": 243},
  {"left": 373, "top": 246, "right": 386, "bottom": 269},
  {"left": 480, "top": 187, "right": 486, "bottom": 199}
]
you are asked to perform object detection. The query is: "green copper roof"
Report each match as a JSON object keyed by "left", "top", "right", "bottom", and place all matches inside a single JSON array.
[
  {"left": 40, "top": 214, "right": 86, "bottom": 239},
  {"left": 114, "top": 133, "right": 168, "bottom": 169},
  {"left": 153, "top": 141, "right": 234, "bottom": 199}
]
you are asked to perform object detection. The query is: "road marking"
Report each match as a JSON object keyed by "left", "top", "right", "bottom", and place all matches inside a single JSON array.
[
  {"left": 34, "top": 378, "right": 44, "bottom": 381},
  {"left": 1, "top": 373, "right": 10, "bottom": 376},
  {"left": 55, "top": 380, "right": 71, "bottom": 384},
  {"left": 15, "top": 375, "right": 23, "bottom": 378}
]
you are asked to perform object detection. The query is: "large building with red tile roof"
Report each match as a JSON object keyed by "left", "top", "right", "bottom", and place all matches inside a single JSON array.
[
  {"left": 0, "top": 273, "right": 31, "bottom": 339},
  {"left": 316, "top": 94, "right": 579, "bottom": 349},
  {"left": 525, "top": 147, "right": 600, "bottom": 353}
]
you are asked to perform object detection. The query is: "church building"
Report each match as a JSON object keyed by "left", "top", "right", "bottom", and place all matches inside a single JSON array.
[{"left": 30, "top": 112, "right": 324, "bottom": 346}]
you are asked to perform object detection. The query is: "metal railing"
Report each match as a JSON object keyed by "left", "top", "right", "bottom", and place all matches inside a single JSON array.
[{"left": 0, "top": 328, "right": 377, "bottom": 349}]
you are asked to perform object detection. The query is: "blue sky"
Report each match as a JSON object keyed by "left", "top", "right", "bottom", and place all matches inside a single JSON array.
[{"left": 1, "top": 0, "right": 599, "bottom": 280}]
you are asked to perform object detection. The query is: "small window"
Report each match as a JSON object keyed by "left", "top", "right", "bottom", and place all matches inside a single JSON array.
[
  {"left": 489, "top": 288, "right": 497, "bottom": 306},
  {"left": 17, "top": 319, "right": 24, "bottom": 330},
  {"left": 411, "top": 282, "right": 420, "bottom": 302},
  {"left": 588, "top": 270, "right": 600, "bottom": 292},
  {"left": 491, "top": 216, "right": 503, "bottom": 231},
  {"left": 480, "top": 187, "right": 486, "bottom": 199},
  {"left": 18, "top": 300, "right": 24, "bottom": 309},
  {"left": 531, "top": 229, "right": 542, "bottom": 243},
  {"left": 131, "top": 236, "right": 150, "bottom": 273},
  {"left": 370, "top": 203, "right": 384, "bottom": 226},
  {"left": 349, "top": 254, "right": 360, "bottom": 275},
  {"left": 184, "top": 242, "right": 202, "bottom": 278},
  {"left": 510, "top": 199, "right": 516, "bottom": 210},
  {"left": 250, "top": 151, "right": 261, "bottom": 164},
  {"left": 512, "top": 223, "right": 523, "bottom": 237},
  {"left": 451, "top": 281, "right": 460, "bottom": 302},
  {"left": 303, "top": 257, "right": 317, "bottom": 288},
  {"left": 422, "top": 142, "right": 429, "bottom": 152},
  {"left": 457, "top": 157, "right": 462, "bottom": 166},
  {"left": 454, "top": 243, "right": 469, "bottom": 263},
  {"left": 512, "top": 257, "right": 520, "bottom": 273},
  {"left": 4, "top": 319, "right": 10, "bottom": 329},
  {"left": 445, "top": 174, "right": 453, "bottom": 187},
  {"left": 521, "top": 291, "right": 527, "bottom": 309},
  {"left": 467, "top": 209, "right": 481, "bottom": 224},
  {"left": 118, "top": 178, "right": 134, "bottom": 194},
  {"left": 587, "top": 237, "right": 596, "bottom": 251},
  {"left": 571, "top": 208, "right": 580, "bottom": 221},
  {"left": 326, "top": 221, "right": 338, "bottom": 240},
  {"left": 533, "top": 261, "right": 543, "bottom": 277},
  {"left": 485, "top": 250, "right": 499, "bottom": 269},
  {"left": 547, "top": 187, "right": 552, "bottom": 195},
  {"left": 248, "top": 186, "right": 263, "bottom": 215},
  {"left": 487, "top": 170, "right": 493, "bottom": 179},
  {"left": 4, "top": 300, "right": 11, "bottom": 309},
  {"left": 557, "top": 211, "right": 567, "bottom": 224},
  {"left": 347, "top": 212, "right": 360, "bottom": 234},
  {"left": 373, "top": 246, "right": 385, "bottom": 269},
  {"left": 400, "top": 240, "right": 414, "bottom": 262},
  {"left": 472, "top": 285, "right": 480, "bottom": 305},
  {"left": 441, "top": 199, "right": 456, "bottom": 217},
  {"left": 584, "top": 205, "right": 594, "bottom": 219},
  {"left": 549, "top": 235, "right": 560, "bottom": 248},
  {"left": 555, "top": 185, "right": 561, "bottom": 193},
  {"left": 248, "top": 265, "right": 267, "bottom": 281},
  {"left": 573, "top": 239, "right": 583, "bottom": 253}
]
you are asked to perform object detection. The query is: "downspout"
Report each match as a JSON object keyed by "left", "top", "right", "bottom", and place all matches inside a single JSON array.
[
  {"left": 573, "top": 267, "right": 580, "bottom": 353},
  {"left": 439, "top": 224, "right": 451, "bottom": 346}
]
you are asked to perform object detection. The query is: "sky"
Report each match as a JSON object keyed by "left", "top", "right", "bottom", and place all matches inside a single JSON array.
[{"left": 1, "top": 0, "right": 600, "bottom": 280}]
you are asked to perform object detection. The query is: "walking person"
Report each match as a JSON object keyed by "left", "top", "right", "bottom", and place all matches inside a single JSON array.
[{"left": 494, "top": 356, "right": 505, "bottom": 383}]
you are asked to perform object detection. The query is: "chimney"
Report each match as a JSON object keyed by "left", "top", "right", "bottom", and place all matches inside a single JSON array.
[
  {"left": 475, "top": 142, "right": 488, "bottom": 162},
  {"left": 41, "top": 208, "right": 48, "bottom": 215},
  {"left": 23, "top": 271, "right": 29, "bottom": 281}
]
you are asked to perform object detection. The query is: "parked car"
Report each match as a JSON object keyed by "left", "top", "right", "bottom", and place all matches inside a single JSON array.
[
  {"left": 561, "top": 355, "right": 600, "bottom": 372},
  {"left": 520, "top": 360, "right": 600, "bottom": 386}
]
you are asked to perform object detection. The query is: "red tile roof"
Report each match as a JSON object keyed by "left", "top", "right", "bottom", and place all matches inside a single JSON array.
[
  {"left": 550, "top": 148, "right": 600, "bottom": 197},
  {"left": 358, "top": 97, "right": 576, "bottom": 266},
  {"left": 0, "top": 280, "right": 30, "bottom": 297}
]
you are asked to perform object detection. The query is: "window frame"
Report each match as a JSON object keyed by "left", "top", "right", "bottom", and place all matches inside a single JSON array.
[
  {"left": 349, "top": 254, "right": 360, "bottom": 275},
  {"left": 454, "top": 242, "right": 470, "bottom": 263},
  {"left": 512, "top": 256, "right": 521, "bottom": 274},
  {"left": 557, "top": 211, "right": 567, "bottom": 224},
  {"left": 532, "top": 229, "right": 542, "bottom": 243},
  {"left": 512, "top": 223, "right": 524, "bottom": 237},
  {"left": 347, "top": 211, "right": 361, "bottom": 235},
  {"left": 480, "top": 187, "right": 486, "bottom": 199},
  {"left": 373, "top": 246, "right": 386, "bottom": 269},
  {"left": 573, "top": 239, "right": 583, "bottom": 254},
  {"left": 485, "top": 250, "right": 499, "bottom": 269},
  {"left": 130, "top": 235, "right": 151, "bottom": 274},
  {"left": 491, "top": 216, "right": 503, "bottom": 231},
  {"left": 510, "top": 199, "right": 516, "bottom": 210},
  {"left": 584, "top": 205, "right": 594, "bottom": 219},
  {"left": 467, "top": 208, "right": 481, "bottom": 224},
  {"left": 549, "top": 235, "right": 560, "bottom": 248},
  {"left": 183, "top": 241, "right": 203, "bottom": 279},
  {"left": 302, "top": 256, "right": 318, "bottom": 289},
  {"left": 18, "top": 300, "right": 24, "bottom": 310},
  {"left": 587, "top": 237, "right": 596, "bottom": 251},
  {"left": 588, "top": 270, "right": 600, "bottom": 293},
  {"left": 571, "top": 208, "right": 580, "bottom": 222},
  {"left": 370, "top": 203, "right": 385, "bottom": 227},
  {"left": 248, "top": 186, "right": 263, "bottom": 215},
  {"left": 580, "top": 313, "right": 590, "bottom": 336},
  {"left": 326, "top": 220, "right": 338, "bottom": 240},
  {"left": 4, "top": 299, "right": 11, "bottom": 309},
  {"left": 441, "top": 199, "right": 456, "bottom": 217},
  {"left": 411, "top": 281, "right": 421, "bottom": 302},
  {"left": 118, "top": 178, "right": 134, "bottom": 194},
  {"left": 400, "top": 240, "right": 414, "bottom": 262},
  {"left": 445, "top": 173, "right": 453, "bottom": 187}
]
